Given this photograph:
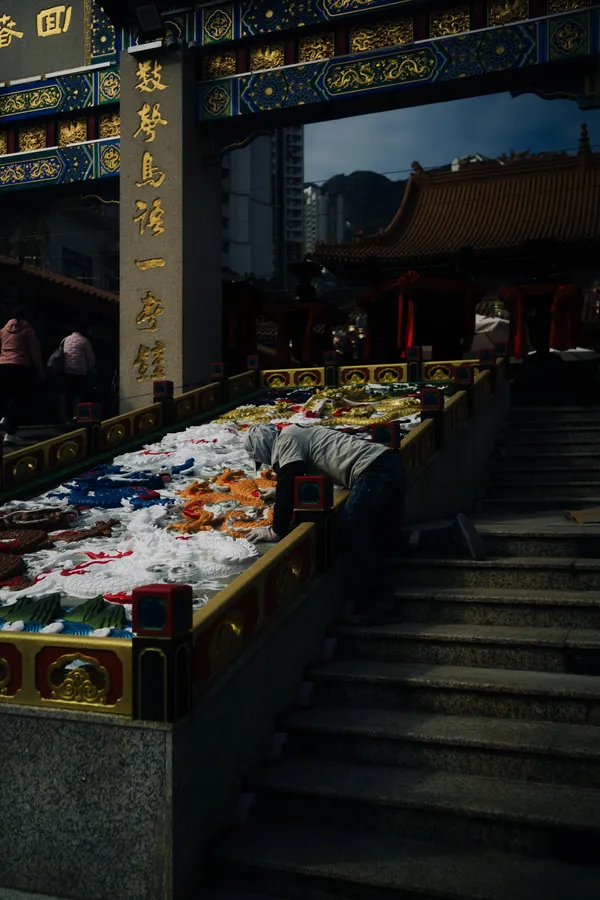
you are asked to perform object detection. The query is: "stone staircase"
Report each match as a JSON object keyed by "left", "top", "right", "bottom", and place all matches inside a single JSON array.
[{"left": 206, "top": 406, "right": 600, "bottom": 900}]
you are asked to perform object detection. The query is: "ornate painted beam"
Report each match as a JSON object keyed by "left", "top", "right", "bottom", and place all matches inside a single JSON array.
[
  {"left": 0, "top": 137, "right": 119, "bottom": 192},
  {"left": 0, "top": 67, "right": 120, "bottom": 125},
  {"left": 198, "top": 9, "right": 600, "bottom": 123}
]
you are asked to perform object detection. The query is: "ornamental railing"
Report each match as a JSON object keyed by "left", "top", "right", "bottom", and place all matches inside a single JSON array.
[{"left": 0, "top": 350, "right": 504, "bottom": 722}]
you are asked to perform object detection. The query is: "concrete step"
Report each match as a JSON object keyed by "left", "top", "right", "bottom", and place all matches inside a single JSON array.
[
  {"left": 486, "top": 482, "right": 600, "bottom": 500},
  {"left": 497, "top": 453, "right": 600, "bottom": 470},
  {"left": 504, "top": 440, "right": 600, "bottom": 455},
  {"left": 334, "top": 622, "right": 600, "bottom": 673},
  {"left": 509, "top": 407, "right": 600, "bottom": 423},
  {"left": 213, "top": 821, "right": 600, "bottom": 900},
  {"left": 393, "top": 557, "right": 600, "bottom": 592},
  {"left": 482, "top": 498, "right": 600, "bottom": 513},
  {"left": 251, "top": 759, "right": 600, "bottom": 863},
  {"left": 508, "top": 427, "right": 600, "bottom": 440},
  {"left": 490, "top": 468, "right": 600, "bottom": 484},
  {"left": 307, "top": 660, "right": 600, "bottom": 724},
  {"left": 282, "top": 708, "right": 600, "bottom": 789},
  {"left": 477, "top": 529, "right": 600, "bottom": 559},
  {"left": 391, "top": 587, "right": 600, "bottom": 629}
]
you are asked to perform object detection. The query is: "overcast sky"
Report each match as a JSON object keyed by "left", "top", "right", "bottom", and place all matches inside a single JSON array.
[{"left": 304, "top": 92, "right": 600, "bottom": 183}]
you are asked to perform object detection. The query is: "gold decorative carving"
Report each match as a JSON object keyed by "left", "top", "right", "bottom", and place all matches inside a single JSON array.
[
  {"left": 58, "top": 118, "right": 87, "bottom": 147},
  {"left": 134, "top": 103, "right": 167, "bottom": 143},
  {"left": 0, "top": 131, "right": 7, "bottom": 156},
  {"left": 378, "top": 369, "right": 400, "bottom": 383},
  {"left": 56, "top": 440, "right": 79, "bottom": 465},
  {"left": 298, "top": 373, "right": 319, "bottom": 386},
  {"left": 48, "top": 654, "right": 110, "bottom": 705},
  {"left": 548, "top": 0, "right": 590, "bottom": 10},
  {"left": 19, "top": 125, "right": 46, "bottom": 152},
  {"left": 250, "top": 42, "right": 285, "bottom": 71},
  {"left": 138, "top": 413, "right": 157, "bottom": 432},
  {"left": 299, "top": 33, "right": 335, "bottom": 62},
  {"left": 487, "top": 0, "right": 528, "bottom": 25},
  {"left": 136, "top": 258, "right": 165, "bottom": 271},
  {"left": 276, "top": 557, "right": 303, "bottom": 607},
  {"left": 430, "top": 6, "right": 470, "bottom": 37},
  {"left": 0, "top": 657, "right": 11, "bottom": 695},
  {"left": 350, "top": 19, "right": 413, "bottom": 52},
  {"left": 202, "top": 51, "right": 236, "bottom": 79},
  {"left": 209, "top": 610, "right": 245, "bottom": 672},
  {"left": 12, "top": 456, "right": 38, "bottom": 482},
  {"left": 204, "top": 7, "right": 233, "bottom": 43},
  {"left": 266, "top": 374, "right": 287, "bottom": 388},
  {"left": 430, "top": 367, "right": 453, "bottom": 381},
  {"left": 106, "top": 423, "right": 126, "bottom": 445},
  {"left": 0, "top": 86, "right": 61, "bottom": 117},
  {"left": 99, "top": 112, "right": 120, "bottom": 138},
  {"left": 100, "top": 144, "right": 120, "bottom": 173}
]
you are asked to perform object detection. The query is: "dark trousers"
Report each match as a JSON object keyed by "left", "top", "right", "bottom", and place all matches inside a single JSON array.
[
  {"left": 0, "top": 364, "right": 34, "bottom": 434},
  {"left": 61, "top": 373, "right": 90, "bottom": 421},
  {"left": 340, "top": 452, "right": 457, "bottom": 609}
]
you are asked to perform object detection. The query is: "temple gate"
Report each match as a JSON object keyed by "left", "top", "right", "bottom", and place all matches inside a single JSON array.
[{"left": 0, "top": 0, "right": 599, "bottom": 407}]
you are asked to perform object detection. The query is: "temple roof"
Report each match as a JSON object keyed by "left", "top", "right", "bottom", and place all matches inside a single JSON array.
[
  {"left": 0, "top": 256, "right": 118, "bottom": 315},
  {"left": 312, "top": 127, "right": 600, "bottom": 269}
]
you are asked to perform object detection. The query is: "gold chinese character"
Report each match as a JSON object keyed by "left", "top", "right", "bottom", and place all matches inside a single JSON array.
[
  {"left": 134, "top": 345, "right": 150, "bottom": 381},
  {"left": 135, "top": 341, "right": 166, "bottom": 381},
  {"left": 134, "top": 198, "right": 165, "bottom": 237},
  {"left": 133, "top": 103, "right": 167, "bottom": 143},
  {"left": 37, "top": 5, "right": 72, "bottom": 37},
  {"left": 136, "top": 151, "right": 166, "bottom": 188},
  {"left": 136, "top": 290, "right": 165, "bottom": 332},
  {"left": 0, "top": 14, "right": 24, "bottom": 47},
  {"left": 136, "top": 258, "right": 165, "bottom": 271},
  {"left": 136, "top": 60, "right": 168, "bottom": 93}
]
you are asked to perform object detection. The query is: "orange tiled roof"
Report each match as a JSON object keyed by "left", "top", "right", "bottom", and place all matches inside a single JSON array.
[{"left": 313, "top": 146, "right": 600, "bottom": 266}]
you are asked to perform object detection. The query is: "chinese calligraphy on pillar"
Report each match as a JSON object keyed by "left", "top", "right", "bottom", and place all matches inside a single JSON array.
[{"left": 132, "top": 58, "right": 170, "bottom": 383}]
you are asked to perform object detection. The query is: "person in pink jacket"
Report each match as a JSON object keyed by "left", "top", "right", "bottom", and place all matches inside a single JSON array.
[
  {"left": 0, "top": 304, "right": 45, "bottom": 446},
  {"left": 61, "top": 322, "right": 95, "bottom": 422}
]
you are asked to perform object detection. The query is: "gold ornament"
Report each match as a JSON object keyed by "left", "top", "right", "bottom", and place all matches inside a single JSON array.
[
  {"left": 19, "top": 125, "right": 46, "bottom": 152},
  {"left": 430, "top": 6, "right": 470, "bottom": 36},
  {"left": 350, "top": 19, "right": 413, "bottom": 53},
  {"left": 299, "top": 33, "right": 335, "bottom": 62},
  {"left": 99, "top": 112, "right": 120, "bottom": 138},
  {"left": 250, "top": 42, "right": 285, "bottom": 71},
  {"left": 58, "top": 118, "right": 87, "bottom": 147}
]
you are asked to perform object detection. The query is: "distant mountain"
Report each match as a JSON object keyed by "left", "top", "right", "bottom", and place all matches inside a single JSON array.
[{"left": 322, "top": 171, "right": 407, "bottom": 241}]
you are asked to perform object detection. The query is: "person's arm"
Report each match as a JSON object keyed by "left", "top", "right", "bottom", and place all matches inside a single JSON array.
[
  {"left": 27, "top": 328, "right": 44, "bottom": 379},
  {"left": 273, "top": 460, "right": 307, "bottom": 537}
]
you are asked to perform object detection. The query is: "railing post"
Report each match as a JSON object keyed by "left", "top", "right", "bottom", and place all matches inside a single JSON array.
[
  {"left": 454, "top": 364, "right": 475, "bottom": 414},
  {"left": 370, "top": 420, "right": 403, "bottom": 449},
  {"left": 75, "top": 402, "right": 103, "bottom": 455},
  {"left": 477, "top": 348, "right": 498, "bottom": 391},
  {"left": 419, "top": 387, "right": 445, "bottom": 449},
  {"left": 132, "top": 584, "right": 194, "bottom": 723},
  {"left": 323, "top": 350, "right": 337, "bottom": 386},
  {"left": 293, "top": 476, "right": 335, "bottom": 573},
  {"left": 153, "top": 380, "right": 175, "bottom": 426},
  {"left": 210, "top": 361, "right": 227, "bottom": 404},
  {"left": 407, "top": 346, "right": 422, "bottom": 382}
]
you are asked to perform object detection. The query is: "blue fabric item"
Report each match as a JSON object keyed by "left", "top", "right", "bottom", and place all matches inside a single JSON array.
[
  {"left": 172, "top": 458, "right": 194, "bottom": 474},
  {"left": 109, "top": 629, "right": 133, "bottom": 640},
  {"left": 60, "top": 621, "right": 94, "bottom": 636}
]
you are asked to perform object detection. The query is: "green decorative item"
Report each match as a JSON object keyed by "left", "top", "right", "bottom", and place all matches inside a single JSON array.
[
  {"left": 1, "top": 594, "right": 61, "bottom": 626},
  {"left": 64, "top": 596, "right": 126, "bottom": 630}
]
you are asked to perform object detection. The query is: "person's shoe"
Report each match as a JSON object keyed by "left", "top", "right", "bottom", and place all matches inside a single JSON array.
[
  {"left": 344, "top": 601, "right": 404, "bottom": 627},
  {"left": 454, "top": 513, "right": 487, "bottom": 560}
]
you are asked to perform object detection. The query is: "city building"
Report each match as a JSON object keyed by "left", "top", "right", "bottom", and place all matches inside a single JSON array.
[
  {"left": 273, "top": 126, "right": 305, "bottom": 288},
  {"left": 303, "top": 183, "right": 346, "bottom": 254}
]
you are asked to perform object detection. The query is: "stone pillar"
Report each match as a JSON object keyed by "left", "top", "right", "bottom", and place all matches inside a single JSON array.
[{"left": 119, "top": 49, "right": 222, "bottom": 412}]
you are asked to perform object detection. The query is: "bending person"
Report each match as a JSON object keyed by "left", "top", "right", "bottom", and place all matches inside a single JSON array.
[{"left": 242, "top": 423, "right": 486, "bottom": 626}]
